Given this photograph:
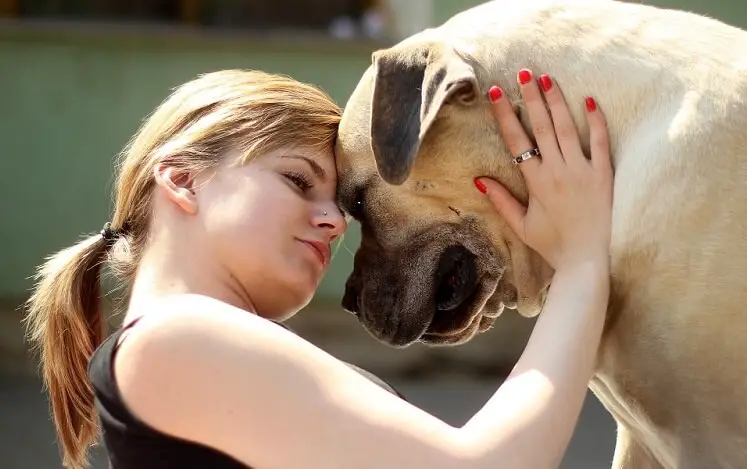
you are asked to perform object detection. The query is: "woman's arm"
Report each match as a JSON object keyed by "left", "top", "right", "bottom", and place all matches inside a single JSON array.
[
  {"left": 464, "top": 70, "right": 614, "bottom": 469},
  {"left": 461, "top": 259, "right": 608, "bottom": 469}
]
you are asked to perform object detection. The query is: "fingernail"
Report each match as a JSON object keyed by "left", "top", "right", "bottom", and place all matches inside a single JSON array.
[
  {"left": 518, "top": 69, "right": 532, "bottom": 85},
  {"left": 539, "top": 74, "right": 552, "bottom": 92},
  {"left": 473, "top": 178, "right": 488, "bottom": 194},
  {"left": 488, "top": 86, "right": 503, "bottom": 102},
  {"left": 585, "top": 96, "right": 597, "bottom": 112}
]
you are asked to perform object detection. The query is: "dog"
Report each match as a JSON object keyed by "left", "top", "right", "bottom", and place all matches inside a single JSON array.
[{"left": 334, "top": 0, "right": 747, "bottom": 467}]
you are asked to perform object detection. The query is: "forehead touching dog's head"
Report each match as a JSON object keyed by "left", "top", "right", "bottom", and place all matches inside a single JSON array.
[{"left": 336, "top": 38, "right": 553, "bottom": 347}]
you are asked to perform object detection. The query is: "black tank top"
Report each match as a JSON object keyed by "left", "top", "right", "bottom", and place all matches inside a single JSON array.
[{"left": 87, "top": 317, "right": 406, "bottom": 469}]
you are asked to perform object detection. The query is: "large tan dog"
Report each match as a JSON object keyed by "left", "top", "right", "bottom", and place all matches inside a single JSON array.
[{"left": 335, "top": 0, "right": 747, "bottom": 467}]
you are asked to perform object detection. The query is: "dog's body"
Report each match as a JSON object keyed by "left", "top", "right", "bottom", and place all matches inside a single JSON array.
[{"left": 334, "top": 0, "right": 747, "bottom": 467}]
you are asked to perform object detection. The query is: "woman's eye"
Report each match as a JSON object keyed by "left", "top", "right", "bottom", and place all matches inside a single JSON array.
[{"left": 284, "top": 172, "right": 313, "bottom": 191}]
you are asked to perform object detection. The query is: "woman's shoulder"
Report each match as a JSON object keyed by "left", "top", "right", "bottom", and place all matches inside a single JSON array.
[
  {"left": 126, "top": 293, "right": 273, "bottom": 331},
  {"left": 118, "top": 293, "right": 406, "bottom": 398},
  {"left": 115, "top": 294, "right": 406, "bottom": 416},
  {"left": 114, "top": 294, "right": 310, "bottom": 389},
  {"left": 110, "top": 294, "right": 315, "bottom": 439},
  {"left": 110, "top": 294, "right": 417, "bottom": 468},
  {"left": 116, "top": 294, "right": 295, "bottom": 353}
]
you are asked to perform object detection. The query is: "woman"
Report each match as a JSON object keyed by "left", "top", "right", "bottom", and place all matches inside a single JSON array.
[{"left": 25, "top": 67, "right": 613, "bottom": 469}]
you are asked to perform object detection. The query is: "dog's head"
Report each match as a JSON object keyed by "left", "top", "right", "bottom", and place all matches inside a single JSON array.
[{"left": 336, "top": 39, "right": 555, "bottom": 347}]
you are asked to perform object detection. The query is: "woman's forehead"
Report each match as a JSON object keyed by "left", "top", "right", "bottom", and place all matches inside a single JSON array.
[{"left": 271, "top": 146, "right": 336, "bottom": 171}]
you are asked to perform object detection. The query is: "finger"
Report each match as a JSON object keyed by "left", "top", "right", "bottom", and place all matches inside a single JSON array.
[
  {"left": 477, "top": 177, "right": 528, "bottom": 241},
  {"left": 538, "top": 74, "right": 585, "bottom": 167},
  {"left": 517, "top": 69, "right": 563, "bottom": 167},
  {"left": 487, "top": 85, "right": 541, "bottom": 176},
  {"left": 584, "top": 97, "right": 612, "bottom": 174}
]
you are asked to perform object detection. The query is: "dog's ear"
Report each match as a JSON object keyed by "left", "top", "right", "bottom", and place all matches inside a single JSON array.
[{"left": 369, "top": 46, "right": 479, "bottom": 185}]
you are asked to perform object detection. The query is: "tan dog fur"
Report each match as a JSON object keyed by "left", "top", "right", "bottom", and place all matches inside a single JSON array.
[{"left": 334, "top": 0, "right": 747, "bottom": 467}]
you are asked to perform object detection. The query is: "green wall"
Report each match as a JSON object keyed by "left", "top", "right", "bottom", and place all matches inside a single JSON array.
[{"left": 1, "top": 0, "right": 746, "bottom": 304}]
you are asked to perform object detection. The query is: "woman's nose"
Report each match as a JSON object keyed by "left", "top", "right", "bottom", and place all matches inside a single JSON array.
[{"left": 314, "top": 206, "right": 347, "bottom": 241}]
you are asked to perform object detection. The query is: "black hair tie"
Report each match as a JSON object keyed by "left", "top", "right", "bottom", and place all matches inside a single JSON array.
[{"left": 100, "top": 221, "right": 127, "bottom": 246}]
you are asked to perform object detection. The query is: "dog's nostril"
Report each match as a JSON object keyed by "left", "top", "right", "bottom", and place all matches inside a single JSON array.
[{"left": 435, "top": 245, "right": 478, "bottom": 312}]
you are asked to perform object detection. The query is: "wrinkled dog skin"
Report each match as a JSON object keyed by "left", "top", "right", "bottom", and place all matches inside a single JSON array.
[{"left": 335, "top": 0, "right": 747, "bottom": 467}]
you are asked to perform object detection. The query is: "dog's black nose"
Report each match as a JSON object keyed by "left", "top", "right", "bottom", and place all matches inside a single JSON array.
[
  {"left": 435, "top": 244, "right": 478, "bottom": 312},
  {"left": 341, "top": 284, "right": 360, "bottom": 317}
]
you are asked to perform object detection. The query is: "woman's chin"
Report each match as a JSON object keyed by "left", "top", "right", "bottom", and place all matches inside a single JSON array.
[
  {"left": 269, "top": 285, "right": 316, "bottom": 321},
  {"left": 252, "top": 263, "right": 322, "bottom": 321}
]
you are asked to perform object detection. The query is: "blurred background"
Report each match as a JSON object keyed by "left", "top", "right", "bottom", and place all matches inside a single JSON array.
[{"left": 0, "top": 1, "right": 745, "bottom": 468}]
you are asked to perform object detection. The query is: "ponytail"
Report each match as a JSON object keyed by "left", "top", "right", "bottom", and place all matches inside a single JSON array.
[{"left": 24, "top": 232, "right": 111, "bottom": 469}]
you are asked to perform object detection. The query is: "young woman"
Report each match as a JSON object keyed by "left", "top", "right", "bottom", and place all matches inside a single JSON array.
[{"left": 25, "top": 67, "right": 613, "bottom": 469}]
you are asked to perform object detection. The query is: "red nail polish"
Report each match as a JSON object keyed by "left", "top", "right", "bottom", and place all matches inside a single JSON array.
[
  {"left": 474, "top": 178, "right": 488, "bottom": 194},
  {"left": 539, "top": 74, "right": 552, "bottom": 92},
  {"left": 518, "top": 69, "right": 532, "bottom": 85},
  {"left": 585, "top": 96, "right": 597, "bottom": 112},
  {"left": 488, "top": 86, "right": 503, "bottom": 102}
]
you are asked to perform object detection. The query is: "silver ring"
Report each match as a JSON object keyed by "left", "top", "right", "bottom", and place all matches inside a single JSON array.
[{"left": 512, "top": 148, "right": 540, "bottom": 165}]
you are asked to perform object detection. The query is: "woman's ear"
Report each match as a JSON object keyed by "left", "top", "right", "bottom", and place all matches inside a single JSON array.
[{"left": 153, "top": 163, "right": 198, "bottom": 215}]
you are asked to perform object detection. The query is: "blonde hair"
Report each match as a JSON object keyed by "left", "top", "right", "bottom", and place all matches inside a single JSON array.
[{"left": 23, "top": 69, "right": 342, "bottom": 469}]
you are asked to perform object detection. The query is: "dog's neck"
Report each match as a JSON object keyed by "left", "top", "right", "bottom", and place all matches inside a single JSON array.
[{"left": 451, "top": 0, "right": 747, "bottom": 170}]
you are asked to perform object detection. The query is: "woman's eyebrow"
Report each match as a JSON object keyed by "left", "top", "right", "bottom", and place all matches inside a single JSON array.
[{"left": 281, "top": 154, "right": 327, "bottom": 181}]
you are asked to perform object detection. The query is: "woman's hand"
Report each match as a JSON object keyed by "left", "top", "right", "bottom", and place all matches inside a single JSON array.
[{"left": 476, "top": 69, "right": 614, "bottom": 270}]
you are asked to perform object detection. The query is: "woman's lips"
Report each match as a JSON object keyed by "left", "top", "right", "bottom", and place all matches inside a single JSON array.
[{"left": 300, "top": 239, "right": 330, "bottom": 267}]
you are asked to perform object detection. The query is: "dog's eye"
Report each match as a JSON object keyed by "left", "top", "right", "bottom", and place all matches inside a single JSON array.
[{"left": 344, "top": 188, "right": 365, "bottom": 220}]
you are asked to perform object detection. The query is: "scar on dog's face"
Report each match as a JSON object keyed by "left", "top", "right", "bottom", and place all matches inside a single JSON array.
[{"left": 335, "top": 42, "right": 553, "bottom": 347}]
